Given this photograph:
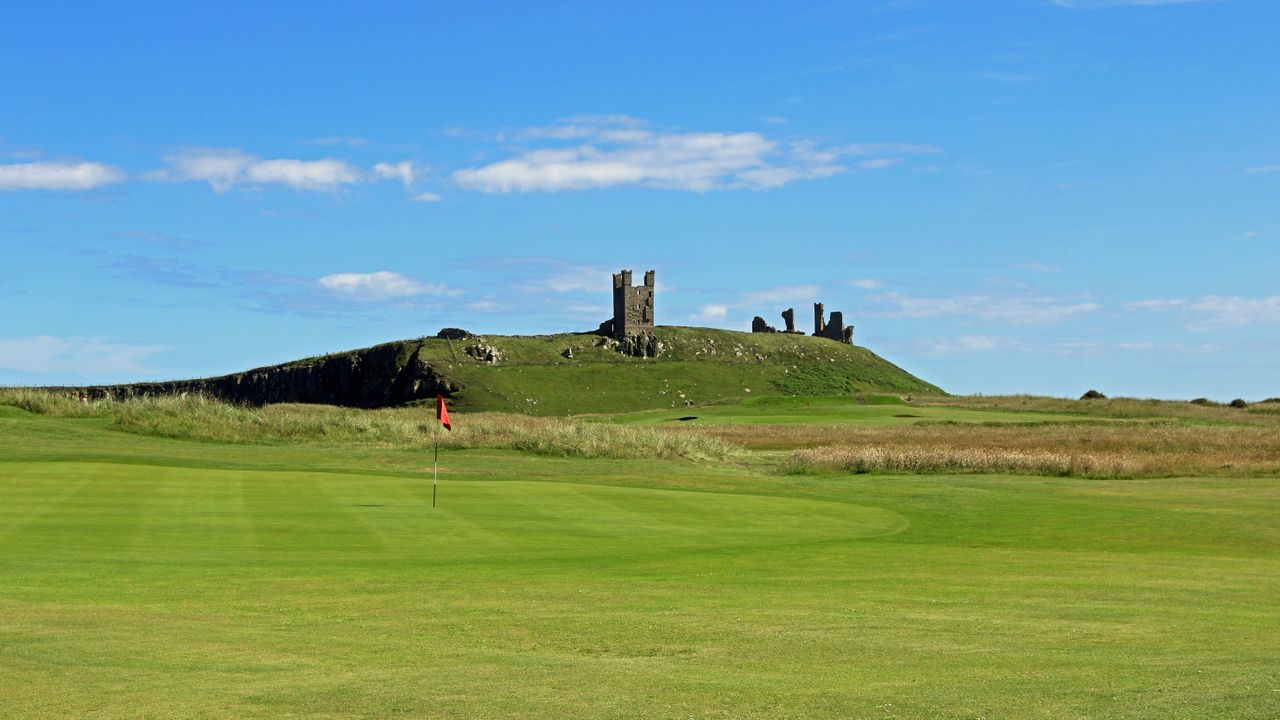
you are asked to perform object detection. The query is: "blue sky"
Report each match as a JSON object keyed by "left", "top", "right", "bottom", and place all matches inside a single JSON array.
[{"left": 3, "top": 0, "right": 1278, "bottom": 399}]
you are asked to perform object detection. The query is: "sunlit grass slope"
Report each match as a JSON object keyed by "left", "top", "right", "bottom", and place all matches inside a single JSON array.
[{"left": 419, "top": 326, "right": 941, "bottom": 414}]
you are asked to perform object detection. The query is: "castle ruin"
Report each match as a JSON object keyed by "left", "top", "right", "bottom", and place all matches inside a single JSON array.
[
  {"left": 599, "top": 269, "right": 659, "bottom": 357},
  {"left": 753, "top": 302, "right": 853, "bottom": 344}
]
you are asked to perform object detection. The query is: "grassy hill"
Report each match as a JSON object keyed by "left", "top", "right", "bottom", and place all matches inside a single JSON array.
[
  {"left": 55, "top": 326, "right": 941, "bottom": 415},
  {"left": 428, "top": 326, "right": 940, "bottom": 414}
]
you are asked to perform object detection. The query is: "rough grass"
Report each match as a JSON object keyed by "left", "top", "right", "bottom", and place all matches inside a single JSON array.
[
  {"left": 916, "top": 393, "right": 1280, "bottom": 425},
  {"left": 773, "top": 421, "right": 1280, "bottom": 478},
  {"left": 0, "top": 391, "right": 737, "bottom": 461},
  {"left": 9, "top": 388, "right": 1279, "bottom": 478}
]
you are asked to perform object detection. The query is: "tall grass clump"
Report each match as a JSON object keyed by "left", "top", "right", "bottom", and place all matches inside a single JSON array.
[
  {"left": 0, "top": 388, "right": 114, "bottom": 418},
  {"left": 99, "top": 394, "right": 739, "bottom": 461}
]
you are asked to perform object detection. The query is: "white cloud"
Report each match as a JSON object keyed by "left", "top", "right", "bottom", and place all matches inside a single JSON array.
[
  {"left": 1245, "top": 165, "right": 1280, "bottom": 175},
  {"left": 849, "top": 278, "right": 885, "bottom": 289},
  {"left": 740, "top": 284, "right": 823, "bottom": 306},
  {"left": 858, "top": 158, "right": 901, "bottom": 170},
  {"left": 246, "top": 158, "right": 363, "bottom": 191},
  {"left": 1124, "top": 298, "right": 1187, "bottom": 312},
  {"left": 919, "top": 335, "right": 1007, "bottom": 356},
  {"left": 374, "top": 161, "right": 418, "bottom": 187},
  {"left": 318, "top": 271, "right": 459, "bottom": 300},
  {"left": 453, "top": 116, "right": 939, "bottom": 193},
  {"left": 0, "top": 161, "right": 126, "bottom": 191},
  {"left": 692, "top": 304, "right": 729, "bottom": 322},
  {"left": 869, "top": 291, "right": 1101, "bottom": 324},
  {"left": 0, "top": 336, "right": 167, "bottom": 376},
  {"left": 411, "top": 191, "right": 442, "bottom": 203},
  {"left": 153, "top": 148, "right": 365, "bottom": 192},
  {"left": 1127, "top": 294, "right": 1280, "bottom": 329}
]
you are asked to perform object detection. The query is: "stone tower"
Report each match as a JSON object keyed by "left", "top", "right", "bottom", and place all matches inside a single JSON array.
[{"left": 612, "top": 269, "right": 655, "bottom": 339}]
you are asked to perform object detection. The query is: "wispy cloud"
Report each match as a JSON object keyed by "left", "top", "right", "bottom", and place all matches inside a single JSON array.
[
  {"left": 373, "top": 161, "right": 418, "bottom": 187},
  {"left": 740, "top": 284, "right": 823, "bottom": 306},
  {"left": 868, "top": 291, "right": 1101, "bottom": 323},
  {"left": 1127, "top": 294, "right": 1280, "bottom": 329},
  {"left": 691, "top": 304, "right": 729, "bottom": 323},
  {"left": 453, "top": 116, "right": 939, "bottom": 193},
  {"left": 918, "top": 335, "right": 1008, "bottom": 356},
  {"left": 849, "top": 278, "right": 885, "bottom": 289},
  {"left": 1245, "top": 164, "right": 1280, "bottom": 175},
  {"left": 318, "top": 271, "right": 460, "bottom": 301},
  {"left": 151, "top": 148, "right": 361, "bottom": 192},
  {"left": 150, "top": 148, "right": 419, "bottom": 193},
  {"left": 0, "top": 336, "right": 168, "bottom": 376},
  {"left": 0, "top": 161, "right": 126, "bottom": 191}
]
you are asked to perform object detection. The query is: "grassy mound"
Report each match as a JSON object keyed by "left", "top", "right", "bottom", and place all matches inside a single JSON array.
[
  {"left": 32, "top": 326, "right": 939, "bottom": 415},
  {"left": 415, "top": 326, "right": 940, "bottom": 414}
]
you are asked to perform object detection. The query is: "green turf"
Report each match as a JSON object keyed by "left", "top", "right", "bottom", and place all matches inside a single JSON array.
[{"left": 1, "top": 410, "right": 1278, "bottom": 718}]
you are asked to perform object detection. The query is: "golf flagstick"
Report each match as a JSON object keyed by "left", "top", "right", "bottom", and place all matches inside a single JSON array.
[{"left": 433, "top": 394, "right": 451, "bottom": 508}]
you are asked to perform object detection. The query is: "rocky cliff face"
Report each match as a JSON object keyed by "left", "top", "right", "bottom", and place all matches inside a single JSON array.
[{"left": 60, "top": 339, "right": 461, "bottom": 408}]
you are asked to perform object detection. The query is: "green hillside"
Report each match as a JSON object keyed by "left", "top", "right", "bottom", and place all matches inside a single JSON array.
[
  {"left": 51, "top": 326, "right": 940, "bottom": 415},
  {"left": 407, "top": 326, "right": 939, "bottom": 414}
]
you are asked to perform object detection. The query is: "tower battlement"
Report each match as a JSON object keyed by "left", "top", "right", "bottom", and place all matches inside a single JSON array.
[{"left": 610, "top": 269, "right": 655, "bottom": 340}]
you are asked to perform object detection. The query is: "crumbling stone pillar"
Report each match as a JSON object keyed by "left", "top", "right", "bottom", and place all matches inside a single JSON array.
[{"left": 782, "top": 308, "right": 796, "bottom": 333}]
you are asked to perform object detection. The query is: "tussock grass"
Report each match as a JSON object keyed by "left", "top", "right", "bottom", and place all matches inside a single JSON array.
[
  {"left": 785, "top": 445, "right": 1144, "bottom": 478},
  {"left": 773, "top": 421, "right": 1280, "bottom": 478},
  {"left": 1, "top": 391, "right": 737, "bottom": 461},
  {"left": 0, "top": 388, "right": 114, "bottom": 418}
]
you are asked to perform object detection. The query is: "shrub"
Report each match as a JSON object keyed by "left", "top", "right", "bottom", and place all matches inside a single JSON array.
[
  {"left": 1080, "top": 389, "right": 1107, "bottom": 400},
  {"left": 1230, "top": 398, "right": 1248, "bottom": 409},
  {"left": 1189, "top": 398, "right": 1213, "bottom": 405}
]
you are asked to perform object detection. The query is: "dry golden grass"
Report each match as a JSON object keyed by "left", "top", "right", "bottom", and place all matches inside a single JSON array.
[
  {"left": 755, "top": 422, "right": 1280, "bottom": 478},
  {"left": 914, "top": 393, "right": 1280, "bottom": 425}
]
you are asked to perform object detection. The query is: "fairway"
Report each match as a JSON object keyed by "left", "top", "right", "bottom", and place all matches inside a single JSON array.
[
  {"left": 2, "top": 404, "right": 1279, "bottom": 718},
  {"left": 0, "top": 462, "right": 906, "bottom": 566}
]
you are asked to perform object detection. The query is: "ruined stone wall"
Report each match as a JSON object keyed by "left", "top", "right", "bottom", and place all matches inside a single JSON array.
[{"left": 813, "top": 304, "right": 853, "bottom": 344}]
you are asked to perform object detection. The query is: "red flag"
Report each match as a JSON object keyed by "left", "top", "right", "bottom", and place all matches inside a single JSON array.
[{"left": 436, "top": 394, "right": 451, "bottom": 431}]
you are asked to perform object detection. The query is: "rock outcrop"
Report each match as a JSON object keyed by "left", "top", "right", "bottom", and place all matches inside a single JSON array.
[{"left": 56, "top": 340, "right": 460, "bottom": 408}]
